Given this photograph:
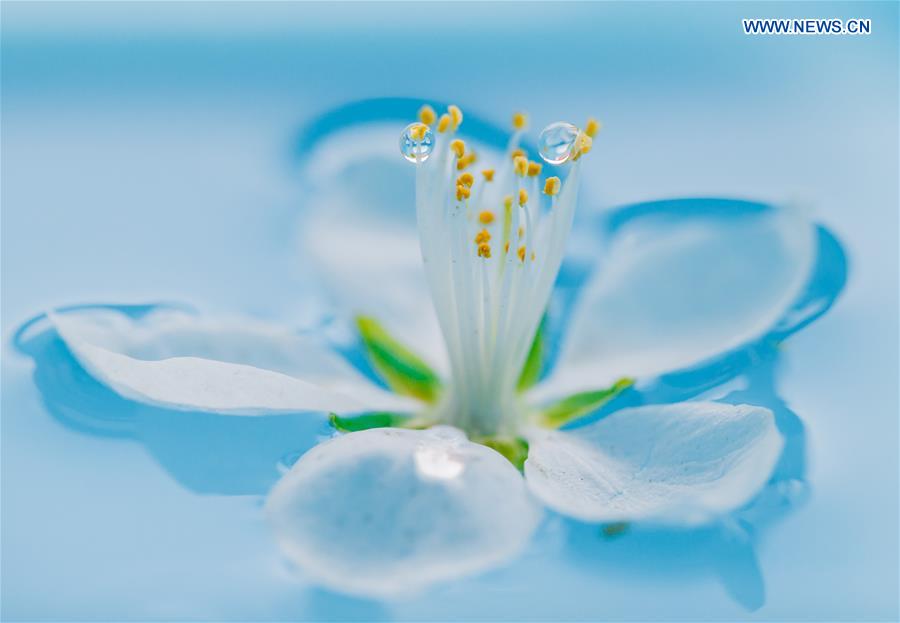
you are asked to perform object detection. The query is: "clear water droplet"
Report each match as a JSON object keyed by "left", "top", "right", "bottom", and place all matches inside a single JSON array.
[
  {"left": 538, "top": 122, "right": 579, "bottom": 165},
  {"left": 399, "top": 123, "right": 435, "bottom": 163}
]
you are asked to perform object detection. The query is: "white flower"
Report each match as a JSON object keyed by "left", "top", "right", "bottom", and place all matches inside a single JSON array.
[{"left": 45, "top": 104, "right": 816, "bottom": 599}]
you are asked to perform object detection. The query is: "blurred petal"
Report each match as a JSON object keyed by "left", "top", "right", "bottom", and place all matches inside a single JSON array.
[
  {"left": 536, "top": 204, "right": 815, "bottom": 399},
  {"left": 524, "top": 402, "right": 783, "bottom": 525},
  {"left": 50, "top": 307, "right": 414, "bottom": 415},
  {"left": 266, "top": 426, "right": 541, "bottom": 598}
]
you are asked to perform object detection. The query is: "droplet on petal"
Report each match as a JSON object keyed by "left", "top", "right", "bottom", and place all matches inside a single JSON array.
[
  {"left": 538, "top": 121, "right": 579, "bottom": 165},
  {"left": 399, "top": 122, "right": 435, "bottom": 163}
]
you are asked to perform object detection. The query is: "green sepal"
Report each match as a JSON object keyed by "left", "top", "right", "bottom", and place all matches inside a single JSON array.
[
  {"left": 539, "top": 377, "right": 634, "bottom": 428},
  {"left": 516, "top": 317, "right": 546, "bottom": 392},
  {"left": 355, "top": 315, "right": 442, "bottom": 403},
  {"left": 477, "top": 436, "right": 530, "bottom": 471},
  {"left": 329, "top": 411, "right": 420, "bottom": 433}
]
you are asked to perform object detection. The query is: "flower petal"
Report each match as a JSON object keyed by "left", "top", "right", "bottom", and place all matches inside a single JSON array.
[
  {"left": 265, "top": 426, "right": 541, "bottom": 598},
  {"left": 524, "top": 402, "right": 784, "bottom": 526},
  {"left": 536, "top": 202, "right": 815, "bottom": 399},
  {"left": 50, "top": 307, "right": 415, "bottom": 415}
]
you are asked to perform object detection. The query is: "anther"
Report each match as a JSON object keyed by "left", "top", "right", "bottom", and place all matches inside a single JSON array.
[
  {"left": 450, "top": 139, "right": 466, "bottom": 159},
  {"left": 479, "top": 210, "right": 495, "bottom": 224},
  {"left": 512, "top": 112, "right": 528, "bottom": 130},
  {"left": 448, "top": 105, "right": 463, "bottom": 131},
  {"left": 419, "top": 105, "right": 437, "bottom": 126},
  {"left": 514, "top": 155, "right": 528, "bottom": 177},
  {"left": 437, "top": 114, "right": 452, "bottom": 133},
  {"left": 518, "top": 245, "right": 527, "bottom": 262},
  {"left": 585, "top": 117, "right": 601, "bottom": 138},
  {"left": 481, "top": 169, "right": 495, "bottom": 182},
  {"left": 456, "top": 185, "right": 471, "bottom": 201},
  {"left": 410, "top": 123, "right": 428, "bottom": 141},
  {"left": 527, "top": 161, "right": 542, "bottom": 177},
  {"left": 518, "top": 189, "right": 528, "bottom": 206},
  {"left": 457, "top": 172, "right": 474, "bottom": 188},
  {"left": 503, "top": 195, "right": 513, "bottom": 210},
  {"left": 474, "top": 229, "right": 491, "bottom": 244},
  {"left": 543, "top": 176, "right": 561, "bottom": 196},
  {"left": 457, "top": 152, "right": 477, "bottom": 170},
  {"left": 477, "top": 242, "right": 492, "bottom": 258},
  {"left": 510, "top": 148, "right": 525, "bottom": 161}
]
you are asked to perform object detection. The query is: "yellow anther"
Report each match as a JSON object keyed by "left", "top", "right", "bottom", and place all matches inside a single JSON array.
[
  {"left": 448, "top": 105, "right": 463, "bottom": 130},
  {"left": 513, "top": 155, "right": 528, "bottom": 176},
  {"left": 474, "top": 229, "right": 491, "bottom": 244},
  {"left": 456, "top": 185, "right": 471, "bottom": 201},
  {"left": 518, "top": 225, "right": 525, "bottom": 238},
  {"left": 510, "top": 148, "right": 525, "bottom": 160},
  {"left": 477, "top": 242, "right": 491, "bottom": 258},
  {"left": 512, "top": 112, "right": 528, "bottom": 130},
  {"left": 572, "top": 132, "right": 593, "bottom": 161},
  {"left": 437, "top": 114, "right": 452, "bottom": 133},
  {"left": 527, "top": 161, "right": 542, "bottom": 177},
  {"left": 518, "top": 245, "right": 527, "bottom": 262},
  {"left": 503, "top": 195, "right": 513, "bottom": 210},
  {"left": 457, "top": 152, "right": 477, "bottom": 170},
  {"left": 504, "top": 241, "right": 510, "bottom": 253},
  {"left": 518, "top": 188, "right": 528, "bottom": 206},
  {"left": 457, "top": 172, "right": 474, "bottom": 188},
  {"left": 585, "top": 117, "right": 601, "bottom": 138},
  {"left": 450, "top": 139, "right": 466, "bottom": 159},
  {"left": 410, "top": 123, "right": 428, "bottom": 141},
  {"left": 481, "top": 169, "right": 495, "bottom": 182},
  {"left": 544, "top": 176, "right": 561, "bottom": 196},
  {"left": 419, "top": 105, "right": 437, "bottom": 126},
  {"left": 479, "top": 210, "right": 495, "bottom": 224}
]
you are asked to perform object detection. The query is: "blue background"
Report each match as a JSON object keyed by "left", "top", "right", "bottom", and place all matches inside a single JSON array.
[{"left": 2, "top": 2, "right": 898, "bottom": 620}]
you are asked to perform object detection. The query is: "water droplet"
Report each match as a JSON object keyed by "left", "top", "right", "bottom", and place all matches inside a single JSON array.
[
  {"left": 538, "top": 122, "right": 579, "bottom": 165},
  {"left": 399, "top": 123, "right": 435, "bottom": 163}
]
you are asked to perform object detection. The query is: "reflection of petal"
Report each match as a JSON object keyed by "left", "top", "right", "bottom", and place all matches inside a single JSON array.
[
  {"left": 50, "top": 307, "right": 414, "bottom": 415},
  {"left": 535, "top": 204, "right": 815, "bottom": 399},
  {"left": 524, "top": 402, "right": 783, "bottom": 525},
  {"left": 266, "top": 426, "right": 541, "bottom": 598}
]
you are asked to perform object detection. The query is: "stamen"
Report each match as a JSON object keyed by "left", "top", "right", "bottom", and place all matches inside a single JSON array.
[
  {"left": 474, "top": 229, "right": 491, "bottom": 244},
  {"left": 512, "top": 112, "right": 528, "bottom": 130},
  {"left": 410, "top": 123, "right": 428, "bottom": 141},
  {"left": 448, "top": 105, "right": 464, "bottom": 131},
  {"left": 510, "top": 148, "right": 525, "bottom": 161},
  {"left": 527, "top": 161, "right": 542, "bottom": 177},
  {"left": 477, "top": 242, "right": 491, "bottom": 258},
  {"left": 543, "top": 176, "right": 561, "bottom": 196},
  {"left": 481, "top": 169, "right": 495, "bottom": 182},
  {"left": 517, "top": 245, "right": 527, "bottom": 262},
  {"left": 450, "top": 139, "right": 466, "bottom": 159},
  {"left": 513, "top": 156, "right": 528, "bottom": 177},
  {"left": 479, "top": 210, "right": 495, "bottom": 224},
  {"left": 419, "top": 105, "right": 437, "bottom": 126},
  {"left": 457, "top": 172, "right": 474, "bottom": 188},
  {"left": 438, "top": 114, "right": 452, "bottom": 133},
  {"left": 457, "top": 152, "right": 477, "bottom": 170},
  {"left": 518, "top": 189, "right": 528, "bottom": 207},
  {"left": 456, "top": 185, "right": 471, "bottom": 201},
  {"left": 518, "top": 225, "right": 525, "bottom": 238},
  {"left": 585, "top": 117, "right": 601, "bottom": 138}
]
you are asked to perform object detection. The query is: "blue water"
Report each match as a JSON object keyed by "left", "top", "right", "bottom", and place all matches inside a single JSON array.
[{"left": 2, "top": 3, "right": 898, "bottom": 621}]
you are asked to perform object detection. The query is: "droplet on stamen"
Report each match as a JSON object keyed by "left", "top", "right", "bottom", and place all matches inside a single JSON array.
[
  {"left": 400, "top": 122, "right": 435, "bottom": 163},
  {"left": 538, "top": 121, "right": 580, "bottom": 165}
]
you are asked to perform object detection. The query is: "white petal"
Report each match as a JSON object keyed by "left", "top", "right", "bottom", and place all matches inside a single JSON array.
[
  {"left": 265, "top": 426, "right": 541, "bottom": 598},
  {"left": 524, "top": 402, "right": 784, "bottom": 526},
  {"left": 50, "top": 307, "right": 415, "bottom": 415},
  {"left": 536, "top": 204, "right": 815, "bottom": 399}
]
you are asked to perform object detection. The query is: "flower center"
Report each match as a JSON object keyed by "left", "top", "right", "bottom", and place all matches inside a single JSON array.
[{"left": 402, "top": 105, "right": 595, "bottom": 437}]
